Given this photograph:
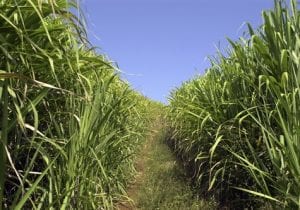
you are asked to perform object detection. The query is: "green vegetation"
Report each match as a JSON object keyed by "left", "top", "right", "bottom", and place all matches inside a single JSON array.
[
  {"left": 2, "top": 0, "right": 300, "bottom": 209},
  {"left": 168, "top": 0, "right": 300, "bottom": 209},
  {"left": 0, "top": 0, "right": 155, "bottom": 209}
]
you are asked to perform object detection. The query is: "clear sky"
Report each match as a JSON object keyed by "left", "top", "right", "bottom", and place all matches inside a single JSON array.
[{"left": 80, "top": 0, "right": 274, "bottom": 103}]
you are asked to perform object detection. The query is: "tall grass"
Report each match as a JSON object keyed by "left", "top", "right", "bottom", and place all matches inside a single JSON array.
[
  {"left": 0, "top": 0, "right": 153, "bottom": 209},
  {"left": 168, "top": 0, "right": 300, "bottom": 208}
]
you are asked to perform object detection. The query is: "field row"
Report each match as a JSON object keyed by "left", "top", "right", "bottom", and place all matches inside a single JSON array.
[
  {"left": 0, "top": 1, "right": 160, "bottom": 209},
  {"left": 167, "top": 0, "right": 300, "bottom": 209}
]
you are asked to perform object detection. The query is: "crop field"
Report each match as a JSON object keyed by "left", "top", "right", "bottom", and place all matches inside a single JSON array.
[
  {"left": 168, "top": 0, "right": 300, "bottom": 209},
  {"left": 0, "top": 0, "right": 160, "bottom": 209},
  {"left": 0, "top": 0, "right": 299, "bottom": 209}
]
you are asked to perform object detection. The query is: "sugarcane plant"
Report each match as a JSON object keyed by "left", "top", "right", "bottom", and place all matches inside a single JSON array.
[
  {"left": 0, "top": 0, "right": 155, "bottom": 209},
  {"left": 168, "top": 0, "right": 300, "bottom": 208}
]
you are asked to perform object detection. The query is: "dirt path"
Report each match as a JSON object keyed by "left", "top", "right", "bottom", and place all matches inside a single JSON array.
[
  {"left": 117, "top": 123, "right": 159, "bottom": 210},
  {"left": 117, "top": 118, "right": 216, "bottom": 210}
]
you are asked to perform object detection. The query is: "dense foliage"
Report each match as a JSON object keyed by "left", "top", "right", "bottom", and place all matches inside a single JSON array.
[
  {"left": 0, "top": 0, "right": 155, "bottom": 209},
  {"left": 168, "top": 0, "right": 300, "bottom": 208}
]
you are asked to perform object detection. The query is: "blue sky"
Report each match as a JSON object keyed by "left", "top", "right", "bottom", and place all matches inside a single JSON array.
[{"left": 81, "top": 0, "right": 274, "bottom": 103}]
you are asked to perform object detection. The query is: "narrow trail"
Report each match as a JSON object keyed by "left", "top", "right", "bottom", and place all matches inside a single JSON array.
[{"left": 117, "top": 118, "right": 216, "bottom": 210}]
